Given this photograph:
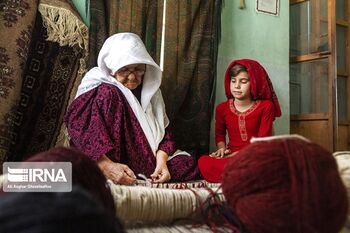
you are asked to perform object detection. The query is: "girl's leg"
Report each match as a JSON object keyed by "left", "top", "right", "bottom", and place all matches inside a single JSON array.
[{"left": 198, "top": 156, "right": 232, "bottom": 183}]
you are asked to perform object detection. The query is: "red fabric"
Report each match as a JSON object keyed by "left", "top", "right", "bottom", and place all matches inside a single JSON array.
[
  {"left": 215, "top": 100, "right": 274, "bottom": 151},
  {"left": 198, "top": 156, "right": 232, "bottom": 183},
  {"left": 224, "top": 59, "right": 282, "bottom": 118},
  {"left": 198, "top": 59, "right": 281, "bottom": 183},
  {"left": 199, "top": 100, "right": 274, "bottom": 183},
  {"left": 222, "top": 137, "right": 348, "bottom": 233}
]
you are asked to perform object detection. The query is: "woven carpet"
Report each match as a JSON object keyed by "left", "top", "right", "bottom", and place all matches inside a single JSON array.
[
  {"left": 10, "top": 14, "right": 84, "bottom": 161},
  {"left": 2, "top": 0, "right": 88, "bottom": 162},
  {"left": 0, "top": 0, "right": 40, "bottom": 171}
]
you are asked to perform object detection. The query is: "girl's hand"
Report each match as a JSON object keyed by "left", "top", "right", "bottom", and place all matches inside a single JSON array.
[
  {"left": 210, "top": 148, "right": 232, "bottom": 159},
  {"left": 224, "top": 151, "right": 238, "bottom": 158}
]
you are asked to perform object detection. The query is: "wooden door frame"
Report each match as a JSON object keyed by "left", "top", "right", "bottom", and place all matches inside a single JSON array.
[
  {"left": 290, "top": 0, "right": 337, "bottom": 151},
  {"left": 329, "top": 0, "right": 337, "bottom": 151}
]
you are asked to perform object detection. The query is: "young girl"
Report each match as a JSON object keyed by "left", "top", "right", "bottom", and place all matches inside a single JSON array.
[{"left": 198, "top": 59, "right": 282, "bottom": 182}]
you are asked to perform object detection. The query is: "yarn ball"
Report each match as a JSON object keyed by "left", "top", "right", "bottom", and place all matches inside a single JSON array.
[
  {"left": 0, "top": 185, "right": 123, "bottom": 233},
  {"left": 222, "top": 137, "right": 348, "bottom": 233},
  {"left": 26, "top": 146, "right": 115, "bottom": 215},
  {"left": 334, "top": 151, "right": 350, "bottom": 230}
]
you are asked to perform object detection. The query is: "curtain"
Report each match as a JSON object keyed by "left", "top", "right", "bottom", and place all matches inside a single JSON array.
[
  {"left": 87, "top": 0, "right": 108, "bottom": 69},
  {"left": 88, "top": 0, "right": 163, "bottom": 67},
  {"left": 161, "top": 0, "right": 221, "bottom": 157}
]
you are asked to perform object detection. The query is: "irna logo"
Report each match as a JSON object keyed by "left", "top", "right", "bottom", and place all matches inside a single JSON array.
[
  {"left": 7, "top": 167, "right": 67, "bottom": 183},
  {"left": 3, "top": 162, "right": 72, "bottom": 192}
]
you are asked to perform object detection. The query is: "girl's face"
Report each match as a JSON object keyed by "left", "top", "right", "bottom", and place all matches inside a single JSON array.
[
  {"left": 230, "top": 71, "right": 251, "bottom": 100},
  {"left": 113, "top": 64, "right": 146, "bottom": 90}
]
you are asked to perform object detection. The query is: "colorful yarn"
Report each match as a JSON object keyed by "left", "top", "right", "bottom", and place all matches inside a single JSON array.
[{"left": 222, "top": 136, "right": 348, "bottom": 233}]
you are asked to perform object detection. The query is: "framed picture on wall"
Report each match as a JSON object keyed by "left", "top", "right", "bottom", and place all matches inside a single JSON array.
[{"left": 256, "top": 0, "right": 279, "bottom": 16}]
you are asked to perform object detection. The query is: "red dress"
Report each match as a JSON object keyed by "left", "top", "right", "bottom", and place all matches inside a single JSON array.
[{"left": 198, "top": 99, "right": 275, "bottom": 182}]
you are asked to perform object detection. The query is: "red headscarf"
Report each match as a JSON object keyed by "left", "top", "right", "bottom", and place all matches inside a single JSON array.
[
  {"left": 224, "top": 59, "right": 282, "bottom": 118},
  {"left": 222, "top": 136, "right": 348, "bottom": 233}
]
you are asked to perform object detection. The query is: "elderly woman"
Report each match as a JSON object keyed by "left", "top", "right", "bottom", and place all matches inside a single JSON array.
[{"left": 65, "top": 33, "right": 198, "bottom": 185}]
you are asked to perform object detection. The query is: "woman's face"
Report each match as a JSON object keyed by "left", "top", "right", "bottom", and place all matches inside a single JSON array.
[
  {"left": 230, "top": 71, "right": 251, "bottom": 100},
  {"left": 113, "top": 64, "right": 146, "bottom": 90}
]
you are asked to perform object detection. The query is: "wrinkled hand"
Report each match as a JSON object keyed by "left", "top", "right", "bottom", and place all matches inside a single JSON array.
[
  {"left": 98, "top": 155, "right": 136, "bottom": 185},
  {"left": 150, "top": 163, "right": 171, "bottom": 183},
  {"left": 103, "top": 162, "right": 136, "bottom": 185}
]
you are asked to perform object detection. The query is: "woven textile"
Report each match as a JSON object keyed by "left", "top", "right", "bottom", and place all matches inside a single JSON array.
[
  {"left": 135, "top": 179, "right": 220, "bottom": 189},
  {"left": 0, "top": 175, "right": 223, "bottom": 228},
  {"left": 7, "top": 0, "right": 87, "bottom": 161},
  {"left": 108, "top": 181, "right": 224, "bottom": 226},
  {"left": 0, "top": 0, "right": 39, "bottom": 169},
  {"left": 11, "top": 16, "right": 83, "bottom": 161}
]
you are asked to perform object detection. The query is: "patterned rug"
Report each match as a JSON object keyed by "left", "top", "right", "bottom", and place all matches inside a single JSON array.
[
  {"left": 0, "top": 0, "right": 87, "bottom": 166},
  {"left": 0, "top": 0, "right": 40, "bottom": 171},
  {"left": 11, "top": 13, "right": 84, "bottom": 161}
]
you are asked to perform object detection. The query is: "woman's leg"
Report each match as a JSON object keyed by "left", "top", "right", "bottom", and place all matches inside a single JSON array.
[{"left": 167, "top": 155, "right": 200, "bottom": 182}]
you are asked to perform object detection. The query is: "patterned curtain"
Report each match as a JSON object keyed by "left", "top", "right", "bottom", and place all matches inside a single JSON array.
[
  {"left": 161, "top": 0, "right": 221, "bottom": 157},
  {"left": 88, "top": 0, "right": 163, "bottom": 67},
  {"left": 87, "top": 0, "right": 108, "bottom": 69}
]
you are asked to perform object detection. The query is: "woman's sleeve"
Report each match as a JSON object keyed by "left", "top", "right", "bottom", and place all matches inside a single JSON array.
[
  {"left": 215, "top": 104, "right": 226, "bottom": 144},
  {"left": 158, "top": 126, "right": 177, "bottom": 156},
  {"left": 257, "top": 101, "right": 275, "bottom": 137},
  {"left": 64, "top": 86, "right": 120, "bottom": 161}
]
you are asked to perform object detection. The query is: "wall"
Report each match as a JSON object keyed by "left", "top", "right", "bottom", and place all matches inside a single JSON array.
[
  {"left": 210, "top": 0, "right": 290, "bottom": 150},
  {"left": 72, "top": 0, "right": 90, "bottom": 27}
]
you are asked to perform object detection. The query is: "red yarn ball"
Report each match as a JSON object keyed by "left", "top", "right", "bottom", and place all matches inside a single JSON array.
[
  {"left": 26, "top": 146, "right": 115, "bottom": 215},
  {"left": 222, "top": 137, "right": 348, "bottom": 233}
]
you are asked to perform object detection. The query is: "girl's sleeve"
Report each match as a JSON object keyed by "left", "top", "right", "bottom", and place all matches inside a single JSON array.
[
  {"left": 257, "top": 101, "right": 275, "bottom": 137},
  {"left": 215, "top": 104, "right": 226, "bottom": 144},
  {"left": 64, "top": 86, "right": 121, "bottom": 161},
  {"left": 158, "top": 126, "right": 177, "bottom": 156}
]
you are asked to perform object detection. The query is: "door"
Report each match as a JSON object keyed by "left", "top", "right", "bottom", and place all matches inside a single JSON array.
[{"left": 289, "top": 0, "right": 350, "bottom": 152}]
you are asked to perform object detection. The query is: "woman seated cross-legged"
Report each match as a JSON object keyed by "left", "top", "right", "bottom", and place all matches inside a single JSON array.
[{"left": 65, "top": 33, "right": 199, "bottom": 185}]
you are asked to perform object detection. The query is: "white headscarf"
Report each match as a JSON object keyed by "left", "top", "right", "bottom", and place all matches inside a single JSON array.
[{"left": 75, "top": 33, "right": 169, "bottom": 155}]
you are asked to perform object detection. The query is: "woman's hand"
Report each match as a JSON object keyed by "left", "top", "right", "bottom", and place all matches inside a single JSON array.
[
  {"left": 97, "top": 155, "right": 136, "bottom": 185},
  {"left": 150, "top": 150, "right": 171, "bottom": 183}
]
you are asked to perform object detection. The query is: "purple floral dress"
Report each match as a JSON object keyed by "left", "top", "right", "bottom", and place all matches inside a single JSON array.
[{"left": 65, "top": 84, "right": 198, "bottom": 181}]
